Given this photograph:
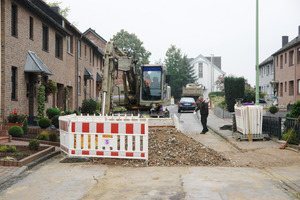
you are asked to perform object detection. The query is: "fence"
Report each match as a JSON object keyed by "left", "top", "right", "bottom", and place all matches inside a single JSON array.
[
  {"left": 285, "top": 117, "right": 300, "bottom": 141},
  {"left": 214, "top": 106, "right": 232, "bottom": 118},
  {"left": 59, "top": 114, "right": 148, "bottom": 160},
  {"left": 262, "top": 116, "right": 282, "bottom": 140}
]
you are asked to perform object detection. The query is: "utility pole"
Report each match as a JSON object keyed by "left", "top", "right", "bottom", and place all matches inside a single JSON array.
[{"left": 255, "top": 0, "right": 259, "bottom": 105}]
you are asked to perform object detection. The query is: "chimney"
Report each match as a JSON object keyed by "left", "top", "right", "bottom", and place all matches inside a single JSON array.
[
  {"left": 51, "top": 6, "right": 60, "bottom": 14},
  {"left": 298, "top": 25, "right": 300, "bottom": 36},
  {"left": 282, "top": 36, "right": 289, "bottom": 47}
]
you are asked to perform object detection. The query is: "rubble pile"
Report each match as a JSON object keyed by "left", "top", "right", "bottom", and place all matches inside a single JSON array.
[{"left": 91, "top": 128, "right": 232, "bottom": 167}]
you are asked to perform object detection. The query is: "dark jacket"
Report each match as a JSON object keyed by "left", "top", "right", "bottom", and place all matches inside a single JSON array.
[{"left": 195, "top": 101, "right": 209, "bottom": 115}]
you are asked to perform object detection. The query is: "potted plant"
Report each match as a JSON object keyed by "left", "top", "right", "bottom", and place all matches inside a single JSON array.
[
  {"left": 6, "top": 110, "right": 27, "bottom": 127},
  {"left": 44, "top": 80, "right": 57, "bottom": 96}
]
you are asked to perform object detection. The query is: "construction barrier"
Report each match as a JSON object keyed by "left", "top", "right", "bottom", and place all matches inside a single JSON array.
[
  {"left": 235, "top": 105, "right": 263, "bottom": 135},
  {"left": 59, "top": 114, "right": 148, "bottom": 160}
]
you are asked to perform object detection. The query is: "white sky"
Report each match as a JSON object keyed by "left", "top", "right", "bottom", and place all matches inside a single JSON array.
[{"left": 60, "top": 0, "right": 300, "bottom": 86}]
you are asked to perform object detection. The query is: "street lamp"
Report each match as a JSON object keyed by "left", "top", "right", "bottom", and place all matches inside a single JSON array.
[{"left": 211, "top": 54, "right": 214, "bottom": 92}]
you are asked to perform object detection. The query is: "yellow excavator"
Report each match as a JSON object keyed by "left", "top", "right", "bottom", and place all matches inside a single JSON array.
[{"left": 101, "top": 41, "right": 170, "bottom": 117}]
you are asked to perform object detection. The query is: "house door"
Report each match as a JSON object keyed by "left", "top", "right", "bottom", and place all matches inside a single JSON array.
[{"left": 28, "top": 73, "right": 36, "bottom": 125}]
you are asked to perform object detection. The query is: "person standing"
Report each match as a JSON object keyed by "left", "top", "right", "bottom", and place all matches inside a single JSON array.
[{"left": 195, "top": 96, "right": 209, "bottom": 134}]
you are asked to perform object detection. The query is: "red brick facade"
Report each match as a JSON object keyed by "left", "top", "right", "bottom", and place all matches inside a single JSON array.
[
  {"left": 1, "top": 0, "right": 104, "bottom": 122},
  {"left": 274, "top": 33, "right": 300, "bottom": 105}
]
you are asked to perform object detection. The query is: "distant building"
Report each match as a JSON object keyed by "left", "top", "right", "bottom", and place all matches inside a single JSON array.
[
  {"left": 189, "top": 54, "right": 226, "bottom": 99},
  {"left": 272, "top": 26, "right": 300, "bottom": 105},
  {"left": 258, "top": 56, "right": 274, "bottom": 100}
]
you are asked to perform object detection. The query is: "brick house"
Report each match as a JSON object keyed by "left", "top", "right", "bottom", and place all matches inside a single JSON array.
[
  {"left": 0, "top": 0, "right": 103, "bottom": 123},
  {"left": 273, "top": 26, "right": 300, "bottom": 105}
]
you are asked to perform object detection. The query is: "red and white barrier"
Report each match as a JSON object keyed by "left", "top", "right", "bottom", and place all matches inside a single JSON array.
[
  {"left": 59, "top": 114, "right": 148, "bottom": 160},
  {"left": 207, "top": 98, "right": 210, "bottom": 109}
]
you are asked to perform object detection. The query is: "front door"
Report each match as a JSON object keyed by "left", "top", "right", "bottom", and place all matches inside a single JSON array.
[{"left": 28, "top": 73, "right": 36, "bottom": 125}]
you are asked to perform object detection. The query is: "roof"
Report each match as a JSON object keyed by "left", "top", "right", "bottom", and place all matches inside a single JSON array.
[
  {"left": 83, "top": 28, "right": 107, "bottom": 43},
  {"left": 96, "top": 72, "right": 102, "bottom": 82},
  {"left": 24, "top": 51, "right": 53, "bottom": 75},
  {"left": 272, "top": 35, "right": 300, "bottom": 56},
  {"left": 189, "top": 54, "right": 226, "bottom": 75},
  {"left": 84, "top": 68, "right": 93, "bottom": 80},
  {"left": 259, "top": 56, "right": 273, "bottom": 67}
]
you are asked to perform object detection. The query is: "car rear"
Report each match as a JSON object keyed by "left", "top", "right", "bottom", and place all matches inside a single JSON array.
[{"left": 178, "top": 97, "right": 196, "bottom": 113}]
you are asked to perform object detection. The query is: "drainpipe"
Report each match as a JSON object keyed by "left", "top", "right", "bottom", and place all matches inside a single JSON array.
[{"left": 77, "top": 35, "right": 83, "bottom": 111}]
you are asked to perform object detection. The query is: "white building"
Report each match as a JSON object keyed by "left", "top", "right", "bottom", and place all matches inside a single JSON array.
[
  {"left": 190, "top": 54, "right": 226, "bottom": 99},
  {"left": 259, "top": 56, "right": 275, "bottom": 100}
]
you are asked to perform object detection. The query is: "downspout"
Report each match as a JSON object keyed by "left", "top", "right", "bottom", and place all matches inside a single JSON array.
[{"left": 77, "top": 34, "right": 83, "bottom": 111}]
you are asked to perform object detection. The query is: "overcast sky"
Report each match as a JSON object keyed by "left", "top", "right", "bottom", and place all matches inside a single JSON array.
[{"left": 60, "top": 0, "right": 300, "bottom": 86}]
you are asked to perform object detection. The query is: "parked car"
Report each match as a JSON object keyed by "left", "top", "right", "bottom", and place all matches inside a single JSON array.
[{"left": 178, "top": 97, "right": 196, "bottom": 113}]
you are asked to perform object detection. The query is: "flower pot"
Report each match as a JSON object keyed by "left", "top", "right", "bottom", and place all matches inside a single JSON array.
[{"left": 6, "top": 123, "right": 22, "bottom": 127}]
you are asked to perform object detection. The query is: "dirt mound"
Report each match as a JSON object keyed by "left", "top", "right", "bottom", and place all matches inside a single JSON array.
[{"left": 91, "top": 128, "right": 232, "bottom": 167}]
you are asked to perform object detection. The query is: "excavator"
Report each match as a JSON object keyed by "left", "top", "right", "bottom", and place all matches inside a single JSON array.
[{"left": 101, "top": 41, "right": 170, "bottom": 118}]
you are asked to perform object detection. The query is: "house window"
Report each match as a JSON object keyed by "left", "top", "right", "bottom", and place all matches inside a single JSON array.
[
  {"left": 85, "top": 45, "right": 87, "bottom": 58},
  {"left": 93, "top": 52, "right": 95, "bottom": 66},
  {"left": 280, "top": 82, "right": 283, "bottom": 97},
  {"left": 280, "top": 55, "right": 283, "bottom": 69},
  {"left": 11, "top": 67, "right": 17, "bottom": 100},
  {"left": 298, "top": 79, "right": 300, "bottom": 94},
  {"left": 297, "top": 48, "right": 300, "bottom": 64},
  {"left": 78, "top": 40, "right": 81, "bottom": 58},
  {"left": 55, "top": 34, "right": 63, "bottom": 59},
  {"left": 289, "top": 50, "right": 294, "bottom": 66},
  {"left": 78, "top": 76, "right": 81, "bottom": 95},
  {"left": 289, "top": 81, "right": 294, "bottom": 96},
  {"left": 89, "top": 48, "right": 92, "bottom": 64},
  {"left": 67, "top": 35, "right": 73, "bottom": 54},
  {"left": 198, "top": 63, "right": 203, "bottom": 78},
  {"left": 285, "top": 53, "right": 287, "bottom": 64},
  {"left": 42, "top": 25, "right": 49, "bottom": 51},
  {"left": 285, "top": 81, "right": 287, "bottom": 93},
  {"left": 29, "top": 17, "right": 33, "bottom": 39},
  {"left": 11, "top": 3, "right": 18, "bottom": 37},
  {"left": 276, "top": 56, "right": 278, "bottom": 67}
]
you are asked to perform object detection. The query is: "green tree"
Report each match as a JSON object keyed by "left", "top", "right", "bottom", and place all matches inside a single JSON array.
[
  {"left": 164, "top": 45, "right": 183, "bottom": 99},
  {"left": 181, "top": 55, "right": 197, "bottom": 86},
  {"left": 111, "top": 29, "right": 151, "bottom": 66},
  {"left": 42, "top": 1, "right": 70, "bottom": 18}
]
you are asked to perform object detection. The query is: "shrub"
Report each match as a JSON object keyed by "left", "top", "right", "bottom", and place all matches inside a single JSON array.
[
  {"left": 44, "top": 80, "right": 57, "bottom": 96},
  {"left": 38, "top": 85, "right": 45, "bottom": 120},
  {"left": 224, "top": 77, "right": 245, "bottom": 112},
  {"left": 212, "top": 96, "right": 227, "bottom": 110},
  {"left": 7, "top": 110, "right": 27, "bottom": 124},
  {"left": 282, "top": 129, "right": 299, "bottom": 145},
  {"left": 208, "top": 91, "right": 225, "bottom": 100},
  {"left": 73, "top": 110, "right": 80, "bottom": 115},
  {"left": 286, "top": 101, "right": 300, "bottom": 118},
  {"left": 46, "top": 107, "right": 61, "bottom": 119},
  {"left": 269, "top": 106, "right": 279, "bottom": 114},
  {"left": 7, "top": 146, "right": 17, "bottom": 153},
  {"left": 52, "top": 115, "right": 59, "bottom": 129},
  {"left": 36, "top": 131, "right": 49, "bottom": 141},
  {"left": 28, "top": 139, "right": 40, "bottom": 150},
  {"left": 0, "top": 145, "right": 7, "bottom": 152},
  {"left": 8, "top": 126, "right": 24, "bottom": 137},
  {"left": 64, "top": 109, "right": 73, "bottom": 115},
  {"left": 81, "top": 98, "right": 97, "bottom": 115},
  {"left": 22, "top": 119, "right": 28, "bottom": 134},
  {"left": 38, "top": 118, "right": 51, "bottom": 129},
  {"left": 49, "top": 132, "right": 58, "bottom": 142}
]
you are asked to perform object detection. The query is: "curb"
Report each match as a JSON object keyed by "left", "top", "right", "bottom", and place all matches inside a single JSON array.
[{"left": 0, "top": 150, "right": 60, "bottom": 187}]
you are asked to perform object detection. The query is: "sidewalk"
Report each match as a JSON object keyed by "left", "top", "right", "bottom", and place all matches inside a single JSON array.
[{"left": 0, "top": 140, "right": 60, "bottom": 188}]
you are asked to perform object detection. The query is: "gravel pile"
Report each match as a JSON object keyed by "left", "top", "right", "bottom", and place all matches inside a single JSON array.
[{"left": 91, "top": 128, "right": 232, "bottom": 167}]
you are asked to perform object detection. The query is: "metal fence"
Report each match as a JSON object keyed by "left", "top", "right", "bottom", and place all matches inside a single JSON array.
[
  {"left": 214, "top": 106, "right": 232, "bottom": 119},
  {"left": 284, "top": 117, "right": 300, "bottom": 141},
  {"left": 262, "top": 116, "right": 282, "bottom": 140}
]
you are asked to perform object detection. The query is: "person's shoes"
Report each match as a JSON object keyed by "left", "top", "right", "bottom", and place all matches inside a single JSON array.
[{"left": 200, "top": 132, "right": 205, "bottom": 134}]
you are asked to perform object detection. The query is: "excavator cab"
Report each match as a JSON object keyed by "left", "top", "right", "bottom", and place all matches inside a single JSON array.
[{"left": 141, "top": 66, "right": 162, "bottom": 101}]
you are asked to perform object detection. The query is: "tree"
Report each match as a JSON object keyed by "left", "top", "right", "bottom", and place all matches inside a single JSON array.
[
  {"left": 215, "top": 75, "right": 225, "bottom": 91},
  {"left": 42, "top": 1, "right": 70, "bottom": 18},
  {"left": 164, "top": 45, "right": 183, "bottom": 99},
  {"left": 111, "top": 29, "right": 151, "bottom": 66},
  {"left": 181, "top": 55, "right": 197, "bottom": 86}
]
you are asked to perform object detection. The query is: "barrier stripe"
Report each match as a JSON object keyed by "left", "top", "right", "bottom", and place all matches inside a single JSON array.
[
  {"left": 82, "top": 150, "right": 89, "bottom": 155},
  {"left": 126, "top": 124, "right": 133, "bottom": 134},
  {"left": 82, "top": 123, "right": 89, "bottom": 133},
  {"left": 141, "top": 124, "right": 145, "bottom": 134},
  {"left": 111, "top": 152, "right": 118, "bottom": 156}
]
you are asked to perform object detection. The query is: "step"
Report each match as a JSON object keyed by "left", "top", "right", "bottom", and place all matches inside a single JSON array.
[{"left": 0, "top": 136, "right": 11, "bottom": 144}]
